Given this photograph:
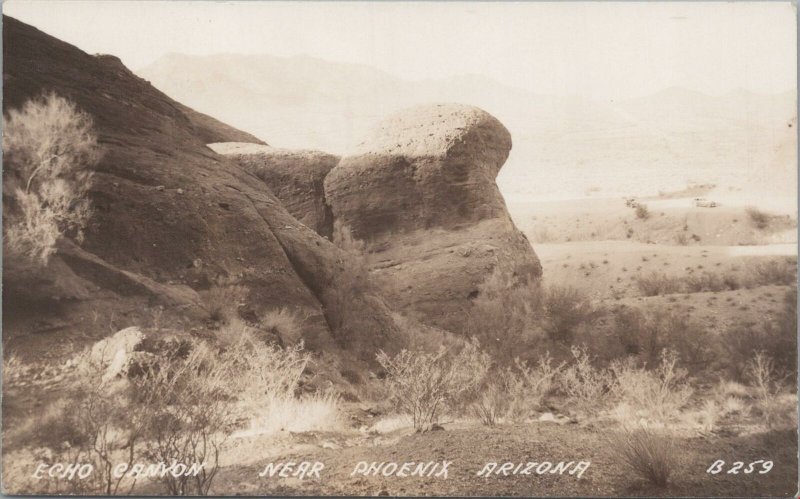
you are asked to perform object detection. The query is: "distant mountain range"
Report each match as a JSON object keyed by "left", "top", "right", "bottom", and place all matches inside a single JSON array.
[{"left": 137, "top": 53, "right": 797, "bottom": 201}]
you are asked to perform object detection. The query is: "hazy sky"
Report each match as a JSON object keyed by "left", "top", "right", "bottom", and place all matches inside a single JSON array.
[{"left": 4, "top": 1, "right": 797, "bottom": 99}]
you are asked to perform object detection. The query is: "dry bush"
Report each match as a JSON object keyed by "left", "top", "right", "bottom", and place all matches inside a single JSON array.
[
  {"left": 132, "top": 343, "right": 237, "bottom": 495},
  {"left": 746, "top": 352, "right": 792, "bottom": 430},
  {"left": 610, "top": 350, "right": 693, "bottom": 424},
  {"left": 217, "top": 319, "right": 311, "bottom": 415},
  {"left": 468, "top": 269, "right": 544, "bottom": 364},
  {"left": 3, "top": 92, "right": 98, "bottom": 264},
  {"left": 635, "top": 203, "right": 650, "bottom": 220},
  {"left": 471, "top": 353, "right": 563, "bottom": 427},
  {"left": 168, "top": 320, "right": 341, "bottom": 447},
  {"left": 5, "top": 358, "right": 144, "bottom": 495},
  {"left": 542, "top": 285, "right": 599, "bottom": 344},
  {"left": 559, "top": 345, "right": 615, "bottom": 415},
  {"left": 202, "top": 280, "right": 247, "bottom": 323},
  {"left": 504, "top": 353, "right": 565, "bottom": 422},
  {"left": 685, "top": 271, "right": 728, "bottom": 293},
  {"left": 608, "top": 424, "right": 675, "bottom": 486},
  {"left": 746, "top": 206, "right": 772, "bottom": 229},
  {"left": 635, "top": 272, "right": 682, "bottom": 296},
  {"left": 609, "top": 307, "right": 715, "bottom": 371},
  {"left": 471, "top": 379, "right": 508, "bottom": 427},
  {"left": 377, "top": 338, "right": 490, "bottom": 431}
]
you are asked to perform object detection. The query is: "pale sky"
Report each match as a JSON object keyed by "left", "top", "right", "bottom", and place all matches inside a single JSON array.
[{"left": 4, "top": 1, "right": 797, "bottom": 99}]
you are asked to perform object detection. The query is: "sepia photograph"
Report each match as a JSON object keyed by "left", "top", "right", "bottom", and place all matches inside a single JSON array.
[{"left": 1, "top": 1, "right": 797, "bottom": 496}]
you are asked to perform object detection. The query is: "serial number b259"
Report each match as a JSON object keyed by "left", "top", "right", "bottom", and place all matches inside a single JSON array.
[{"left": 706, "top": 460, "right": 773, "bottom": 475}]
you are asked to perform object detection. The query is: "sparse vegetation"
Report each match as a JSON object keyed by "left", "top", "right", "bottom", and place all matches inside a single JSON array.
[
  {"left": 503, "top": 353, "right": 564, "bottom": 422},
  {"left": 610, "top": 350, "right": 693, "bottom": 424},
  {"left": 635, "top": 272, "right": 682, "bottom": 296},
  {"left": 468, "top": 269, "right": 543, "bottom": 363},
  {"left": 559, "top": 345, "right": 615, "bottom": 414},
  {"left": 542, "top": 285, "right": 599, "bottom": 344},
  {"left": 746, "top": 352, "right": 792, "bottom": 431},
  {"left": 3, "top": 92, "right": 99, "bottom": 264},
  {"left": 377, "top": 338, "right": 490, "bottom": 432}
]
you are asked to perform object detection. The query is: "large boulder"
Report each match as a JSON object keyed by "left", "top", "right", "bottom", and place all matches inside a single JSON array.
[
  {"left": 209, "top": 142, "right": 338, "bottom": 238},
  {"left": 324, "top": 104, "right": 542, "bottom": 333}
]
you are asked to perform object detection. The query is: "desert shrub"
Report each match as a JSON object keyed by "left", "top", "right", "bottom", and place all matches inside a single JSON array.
[
  {"left": 559, "top": 345, "right": 615, "bottom": 415},
  {"left": 610, "top": 350, "right": 693, "bottom": 424},
  {"left": 471, "top": 378, "right": 508, "bottom": 427},
  {"left": 3, "top": 92, "right": 99, "bottom": 264},
  {"left": 748, "top": 258, "right": 797, "bottom": 287},
  {"left": 377, "top": 338, "right": 490, "bottom": 431},
  {"left": 608, "top": 424, "right": 675, "bottom": 486},
  {"left": 635, "top": 272, "right": 682, "bottom": 296},
  {"left": 746, "top": 352, "right": 792, "bottom": 430},
  {"left": 7, "top": 356, "right": 145, "bottom": 495},
  {"left": 635, "top": 203, "right": 650, "bottom": 220},
  {"left": 471, "top": 352, "right": 563, "bottom": 427},
  {"left": 133, "top": 343, "right": 237, "bottom": 495},
  {"left": 202, "top": 280, "right": 247, "bottom": 323},
  {"left": 217, "top": 319, "right": 312, "bottom": 416},
  {"left": 504, "top": 353, "right": 564, "bottom": 422},
  {"left": 746, "top": 206, "right": 771, "bottom": 229},
  {"left": 685, "top": 271, "right": 727, "bottom": 292},
  {"left": 610, "top": 307, "right": 713, "bottom": 370},
  {"left": 542, "top": 285, "right": 599, "bottom": 344},
  {"left": 468, "top": 269, "right": 544, "bottom": 364},
  {"left": 261, "top": 307, "right": 306, "bottom": 346},
  {"left": 723, "top": 288, "right": 796, "bottom": 380}
]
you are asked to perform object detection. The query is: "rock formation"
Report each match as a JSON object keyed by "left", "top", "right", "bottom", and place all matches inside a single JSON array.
[
  {"left": 208, "top": 143, "right": 338, "bottom": 238},
  {"left": 324, "top": 104, "right": 542, "bottom": 333},
  {"left": 3, "top": 16, "right": 402, "bottom": 362}
]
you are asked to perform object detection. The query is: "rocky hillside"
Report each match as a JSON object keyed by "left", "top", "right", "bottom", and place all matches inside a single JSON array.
[{"left": 2, "top": 16, "right": 402, "bottom": 361}]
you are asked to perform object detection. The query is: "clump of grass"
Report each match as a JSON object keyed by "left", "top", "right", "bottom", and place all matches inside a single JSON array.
[
  {"left": 261, "top": 307, "right": 307, "bottom": 346},
  {"left": 635, "top": 203, "right": 650, "bottom": 220},
  {"left": 608, "top": 424, "right": 675, "bottom": 486},
  {"left": 203, "top": 280, "right": 247, "bottom": 323}
]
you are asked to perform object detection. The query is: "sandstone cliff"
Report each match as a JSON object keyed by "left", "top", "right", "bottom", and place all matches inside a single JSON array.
[{"left": 208, "top": 143, "right": 338, "bottom": 238}]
